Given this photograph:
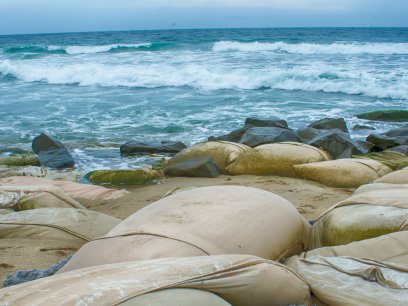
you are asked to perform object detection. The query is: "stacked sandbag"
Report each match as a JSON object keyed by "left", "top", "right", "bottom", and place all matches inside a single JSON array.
[
  {"left": 225, "top": 142, "right": 331, "bottom": 177},
  {"left": 0, "top": 176, "right": 128, "bottom": 201},
  {"left": 309, "top": 188, "right": 408, "bottom": 249},
  {"left": 353, "top": 183, "right": 408, "bottom": 195},
  {"left": 0, "top": 186, "right": 85, "bottom": 211},
  {"left": 294, "top": 158, "right": 392, "bottom": 188},
  {"left": 292, "top": 256, "right": 408, "bottom": 306},
  {"left": 0, "top": 154, "right": 40, "bottom": 167},
  {"left": 166, "top": 141, "right": 251, "bottom": 174},
  {"left": 84, "top": 168, "right": 163, "bottom": 185},
  {"left": 0, "top": 208, "right": 121, "bottom": 242},
  {"left": 59, "top": 186, "right": 310, "bottom": 272},
  {"left": 374, "top": 166, "right": 408, "bottom": 184},
  {"left": 0, "top": 255, "right": 312, "bottom": 306}
]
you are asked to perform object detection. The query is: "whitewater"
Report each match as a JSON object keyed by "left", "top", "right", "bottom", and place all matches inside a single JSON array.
[{"left": 0, "top": 28, "right": 407, "bottom": 170}]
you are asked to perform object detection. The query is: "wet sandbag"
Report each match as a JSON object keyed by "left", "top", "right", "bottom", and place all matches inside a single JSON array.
[
  {"left": 285, "top": 231, "right": 408, "bottom": 269},
  {"left": 293, "top": 256, "right": 408, "bottom": 306},
  {"left": 167, "top": 141, "right": 251, "bottom": 173},
  {"left": 0, "top": 176, "right": 128, "bottom": 201},
  {"left": 374, "top": 167, "right": 408, "bottom": 184},
  {"left": 294, "top": 158, "right": 392, "bottom": 188},
  {"left": 0, "top": 208, "right": 121, "bottom": 241},
  {"left": 59, "top": 186, "right": 310, "bottom": 272},
  {"left": 225, "top": 142, "right": 331, "bottom": 177},
  {"left": 0, "top": 154, "right": 40, "bottom": 167},
  {"left": 309, "top": 188, "right": 408, "bottom": 249},
  {"left": 354, "top": 150, "right": 408, "bottom": 170},
  {"left": 85, "top": 168, "right": 163, "bottom": 185},
  {"left": 353, "top": 183, "right": 408, "bottom": 195},
  {"left": 0, "top": 186, "right": 85, "bottom": 211},
  {"left": 1, "top": 255, "right": 311, "bottom": 306}
]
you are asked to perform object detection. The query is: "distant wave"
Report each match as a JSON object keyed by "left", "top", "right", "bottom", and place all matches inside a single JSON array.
[
  {"left": 1, "top": 60, "right": 407, "bottom": 100},
  {"left": 213, "top": 41, "right": 408, "bottom": 55}
]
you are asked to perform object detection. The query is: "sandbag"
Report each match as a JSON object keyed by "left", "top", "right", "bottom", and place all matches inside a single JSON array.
[
  {"left": 353, "top": 183, "right": 408, "bottom": 195},
  {"left": 226, "top": 142, "right": 331, "bottom": 177},
  {"left": 0, "top": 176, "right": 128, "bottom": 201},
  {"left": 0, "top": 208, "right": 121, "bottom": 241},
  {"left": 294, "top": 158, "right": 392, "bottom": 188},
  {"left": 0, "top": 186, "right": 84, "bottom": 211},
  {"left": 0, "top": 209, "right": 12, "bottom": 215},
  {"left": 1, "top": 255, "right": 312, "bottom": 306},
  {"left": 85, "top": 168, "right": 163, "bottom": 185},
  {"left": 0, "top": 166, "right": 47, "bottom": 179},
  {"left": 0, "top": 154, "right": 40, "bottom": 167},
  {"left": 167, "top": 141, "right": 251, "bottom": 173},
  {"left": 374, "top": 167, "right": 408, "bottom": 184},
  {"left": 310, "top": 188, "right": 408, "bottom": 249},
  {"left": 354, "top": 151, "right": 408, "bottom": 170},
  {"left": 59, "top": 186, "right": 310, "bottom": 272},
  {"left": 294, "top": 256, "right": 408, "bottom": 306}
]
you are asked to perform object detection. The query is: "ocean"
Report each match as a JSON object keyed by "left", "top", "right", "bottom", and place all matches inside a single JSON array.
[{"left": 0, "top": 27, "right": 407, "bottom": 171}]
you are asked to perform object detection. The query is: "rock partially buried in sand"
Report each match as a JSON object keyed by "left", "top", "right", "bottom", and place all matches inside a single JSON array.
[
  {"left": 32, "top": 133, "right": 75, "bottom": 169},
  {"left": 357, "top": 109, "right": 408, "bottom": 122},
  {"left": 239, "top": 127, "right": 299, "bottom": 147},
  {"left": 308, "top": 117, "right": 348, "bottom": 133},
  {"left": 85, "top": 168, "right": 163, "bottom": 186},
  {"left": 294, "top": 158, "right": 392, "bottom": 188},
  {"left": 164, "top": 157, "right": 221, "bottom": 178},
  {"left": 120, "top": 140, "right": 187, "bottom": 156}
]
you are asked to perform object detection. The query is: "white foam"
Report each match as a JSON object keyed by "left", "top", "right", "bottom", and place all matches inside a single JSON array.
[
  {"left": 213, "top": 41, "right": 408, "bottom": 55},
  {"left": 47, "top": 43, "right": 151, "bottom": 54}
]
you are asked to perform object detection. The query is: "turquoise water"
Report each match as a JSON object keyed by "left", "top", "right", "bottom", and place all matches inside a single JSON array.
[{"left": 0, "top": 28, "right": 407, "bottom": 170}]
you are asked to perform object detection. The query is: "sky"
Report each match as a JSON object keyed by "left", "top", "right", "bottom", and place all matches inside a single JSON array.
[{"left": 0, "top": 0, "right": 407, "bottom": 35}]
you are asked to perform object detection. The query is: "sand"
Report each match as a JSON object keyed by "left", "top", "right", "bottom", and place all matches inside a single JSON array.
[{"left": 0, "top": 174, "right": 353, "bottom": 287}]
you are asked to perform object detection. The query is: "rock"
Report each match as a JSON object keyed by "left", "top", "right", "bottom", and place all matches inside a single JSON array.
[
  {"left": 85, "top": 169, "right": 163, "bottom": 185},
  {"left": 386, "top": 145, "right": 408, "bottom": 155},
  {"left": 120, "top": 141, "right": 187, "bottom": 156},
  {"left": 208, "top": 125, "right": 253, "bottom": 142},
  {"left": 244, "top": 117, "right": 288, "bottom": 128},
  {"left": 296, "top": 127, "right": 322, "bottom": 143},
  {"left": 239, "top": 127, "right": 299, "bottom": 147},
  {"left": 356, "top": 110, "right": 408, "bottom": 122},
  {"left": 32, "top": 133, "right": 74, "bottom": 169},
  {"left": 164, "top": 157, "right": 221, "bottom": 178},
  {"left": 308, "top": 117, "right": 348, "bottom": 133},
  {"left": 366, "top": 125, "right": 408, "bottom": 151},
  {"left": 352, "top": 124, "right": 375, "bottom": 131}
]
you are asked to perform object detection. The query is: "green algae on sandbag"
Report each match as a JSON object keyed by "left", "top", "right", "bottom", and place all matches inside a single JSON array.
[
  {"left": 85, "top": 168, "right": 163, "bottom": 186},
  {"left": 353, "top": 150, "right": 408, "bottom": 170},
  {"left": 356, "top": 110, "right": 408, "bottom": 122},
  {"left": 0, "top": 154, "right": 40, "bottom": 167}
]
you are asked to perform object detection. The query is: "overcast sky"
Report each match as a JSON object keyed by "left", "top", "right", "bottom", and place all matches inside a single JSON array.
[{"left": 1, "top": 0, "right": 407, "bottom": 35}]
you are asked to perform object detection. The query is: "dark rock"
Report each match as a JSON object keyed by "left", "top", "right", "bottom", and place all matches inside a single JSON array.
[
  {"left": 120, "top": 141, "right": 187, "bottom": 156},
  {"left": 3, "top": 255, "right": 72, "bottom": 287},
  {"left": 352, "top": 124, "right": 376, "bottom": 131},
  {"left": 308, "top": 117, "right": 348, "bottom": 133},
  {"left": 164, "top": 157, "right": 221, "bottom": 178},
  {"left": 32, "top": 133, "right": 74, "bottom": 169},
  {"left": 296, "top": 127, "right": 323, "bottom": 143},
  {"left": 208, "top": 125, "right": 253, "bottom": 142},
  {"left": 366, "top": 125, "right": 408, "bottom": 151},
  {"left": 245, "top": 117, "right": 289, "bottom": 128},
  {"left": 357, "top": 110, "right": 408, "bottom": 122},
  {"left": 239, "top": 127, "right": 299, "bottom": 147},
  {"left": 386, "top": 145, "right": 408, "bottom": 156}
]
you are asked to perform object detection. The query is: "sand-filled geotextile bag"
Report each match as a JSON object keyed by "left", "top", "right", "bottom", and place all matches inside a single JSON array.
[
  {"left": 167, "top": 141, "right": 251, "bottom": 173},
  {"left": 1, "top": 255, "right": 312, "bottom": 306},
  {"left": 0, "top": 176, "right": 128, "bottom": 201},
  {"left": 59, "top": 186, "right": 310, "bottom": 273},
  {"left": 285, "top": 231, "right": 408, "bottom": 269},
  {"left": 292, "top": 256, "right": 408, "bottom": 306},
  {"left": 0, "top": 208, "right": 121, "bottom": 241},
  {"left": 225, "top": 142, "right": 331, "bottom": 177},
  {"left": 84, "top": 168, "right": 163, "bottom": 186},
  {"left": 353, "top": 182, "right": 408, "bottom": 195},
  {"left": 294, "top": 158, "right": 392, "bottom": 188},
  {"left": 374, "top": 167, "right": 408, "bottom": 184},
  {"left": 309, "top": 188, "right": 408, "bottom": 249},
  {"left": 0, "top": 154, "right": 40, "bottom": 167},
  {"left": 0, "top": 185, "right": 85, "bottom": 211}
]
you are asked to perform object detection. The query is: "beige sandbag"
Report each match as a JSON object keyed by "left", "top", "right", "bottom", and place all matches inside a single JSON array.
[
  {"left": 226, "top": 142, "right": 331, "bottom": 177},
  {"left": 374, "top": 167, "right": 408, "bottom": 184},
  {"left": 294, "top": 158, "right": 392, "bottom": 188},
  {"left": 1, "top": 255, "right": 312, "bottom": 306},
  {"left": 120, "top": 289, "right": 231, "bottom": 306},
  {"left": 59, "top": 186, "right": 310, "bottom": 272},
  {"left": 167, "top": 141, "right": 251, "bottom": 173},
  {"left": 0, "top": 185, "right": 85, "bottom": 210},
  {"left": 0, "top": 209, "right": 12, "bottom": 215},
  {"left": 0, "top": 176, "right": 128, "bottom": 201},
  {"left": 0, "top": 208, "right": 121, "bottom": 241},
  {"left": 285, "top": 231, "right": 408, "bottom": 269},
  {"left": 309, "top": 188, "right": 408, "bottom": 249},
  {"left": 353, "top": 182, "right": 408, "bottom": 195},
  {"left": 294, "top": 256, "right": 408, "bottom": 306}
]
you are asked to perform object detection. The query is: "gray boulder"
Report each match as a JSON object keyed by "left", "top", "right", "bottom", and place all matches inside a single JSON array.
[
  {"left": 120, "top": 141, "right": 187, "bottom": 156},
  {"left": 32, "top": 133, "right": 74, "bottom": 169},
  {"left": 239, "top": 127, "right": 299, "bottom": 147},
  {"left": 366, "top": 124, "right": 408, "bottom": 151},
  {"left": 296, "top": 127, "right": 323, "bottom": 143},
  {"left": 352, "top": 124, "right": 375, "bottom": 131},
  {"left": 244, "top": 117, "right": 288, "bottom": 128},
  {"left": 386, "top": 145, "right": 408, "bottom": 156},
  {"left": 164, "top": 157, "right": 221, "bottom": 178},
  {"left": 308, "top": 117, "right": 348, "bottom": 133},
  {"left": 208, "top": 125, "right": 252, "bottom": 142}
]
